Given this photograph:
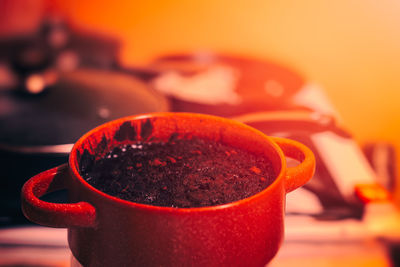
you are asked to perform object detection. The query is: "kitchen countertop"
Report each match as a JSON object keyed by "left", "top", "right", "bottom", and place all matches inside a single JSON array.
[{"left": 1, "top": 211, "right": 396, "bottom": 267}]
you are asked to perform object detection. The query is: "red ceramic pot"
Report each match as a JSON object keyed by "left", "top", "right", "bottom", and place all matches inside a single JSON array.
[{"left": 21, "top": 112, "right": 315, "bottom": 267}]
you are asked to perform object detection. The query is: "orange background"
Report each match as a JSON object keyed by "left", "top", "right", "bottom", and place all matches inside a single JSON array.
[{"left": 2, "top": 0, "right": 400, "bottom": 201}]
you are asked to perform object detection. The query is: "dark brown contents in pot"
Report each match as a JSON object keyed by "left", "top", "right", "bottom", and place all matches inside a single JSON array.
[{"left": 80, "top": 137, "right": 276, "bottom": 208}]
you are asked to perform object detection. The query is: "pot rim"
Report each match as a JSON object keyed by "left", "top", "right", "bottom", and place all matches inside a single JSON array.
[{"left": 68, "top": 112, "right": 287, "bottom": 213}]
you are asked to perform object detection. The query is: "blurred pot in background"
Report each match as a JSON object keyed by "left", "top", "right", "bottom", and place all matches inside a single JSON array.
[
  {"left": 146, "top": 53, "right": 307, "bottom": 117},
  {"left": 0, "top": 17, "right": 169, "bottom": 224}
]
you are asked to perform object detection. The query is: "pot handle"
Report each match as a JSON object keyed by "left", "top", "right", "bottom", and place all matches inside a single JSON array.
[
  {"left": 271, "top": 137, "right": 316, "bottom": 193},
  {"left": 21, "top": 164, "right": 96, "bottom": 228}
]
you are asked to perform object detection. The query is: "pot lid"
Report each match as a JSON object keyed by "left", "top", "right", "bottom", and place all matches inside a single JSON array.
[
  {"left": 0, "top": 68, "right": 169, "bottom": 152},
  {"left": 148, "top": 53, "right": 306, "bottom": 117}
]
